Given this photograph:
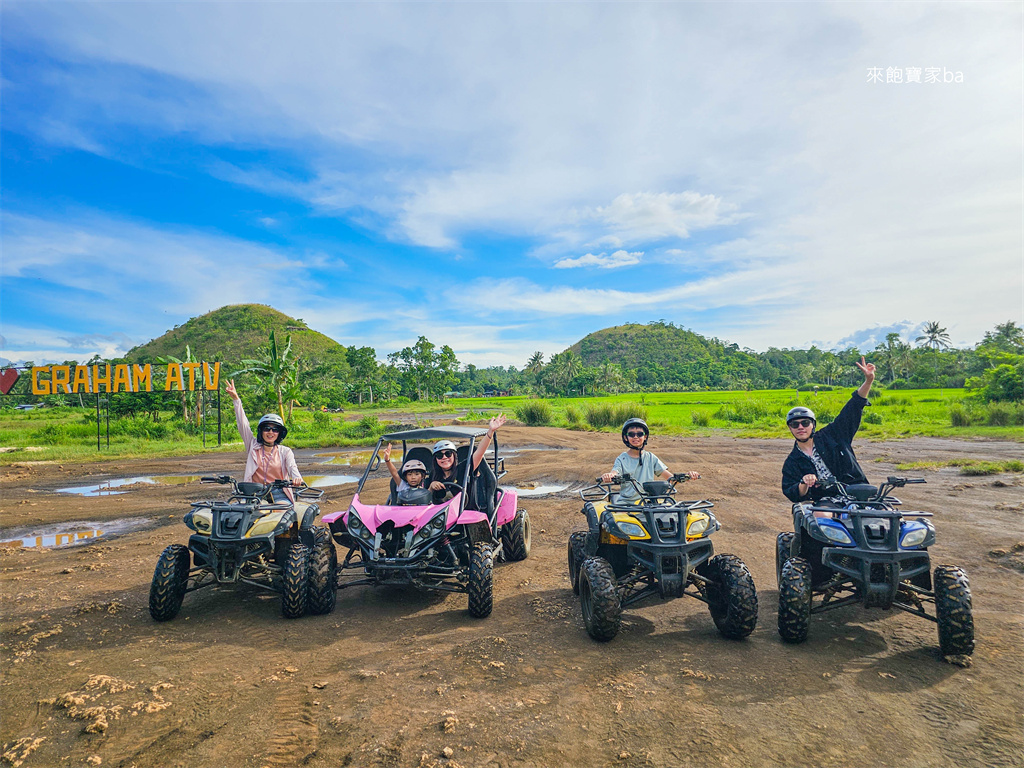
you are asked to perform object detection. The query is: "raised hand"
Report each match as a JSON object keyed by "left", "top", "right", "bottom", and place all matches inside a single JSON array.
[
  {"left": 855, "top": 356, "right": 876, "bottom": 382},
  {"left": 225, "top": 379, "right": 240, "bottom": 401}
]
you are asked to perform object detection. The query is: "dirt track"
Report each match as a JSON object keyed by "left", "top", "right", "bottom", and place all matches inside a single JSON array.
[{"left": 2, "top": 428, "right": 1023, "bottom": 768}]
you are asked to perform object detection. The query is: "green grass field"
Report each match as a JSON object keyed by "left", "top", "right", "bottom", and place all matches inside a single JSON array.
[{"left": 1, "top": 388, "right": 1020, "bottom": 465}]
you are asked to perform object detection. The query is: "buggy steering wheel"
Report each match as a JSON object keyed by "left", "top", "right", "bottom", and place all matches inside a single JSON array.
[{"left": 432, "top": 481, "right": 464, "bottom": 503}]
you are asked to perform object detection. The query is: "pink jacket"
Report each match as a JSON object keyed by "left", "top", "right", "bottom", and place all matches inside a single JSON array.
[{"left": 234, "top": 399, "right": 301, "bottom": 501}]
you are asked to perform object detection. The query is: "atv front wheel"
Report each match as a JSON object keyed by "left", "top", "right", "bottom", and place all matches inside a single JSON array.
[
  {"left": 580, "top": 557, "right": 621, "bottom": 642},
  {"left": 567, "top": 532, "right": 587, "bottom": 595},
  {"left": 281, "top": 542, "right": 310, "bottom": 619},
  {"left": 307, "top": 527, "right": 337, "bottom": 616},
  {"left": 698, "top": 554, "right": 758, "bottom": 640},
  {"left": 776, "top": 532, "right": 795, "bottom": 586},
  {"left": 468, "top": 543, "right": 494, "bottom": 618},
  {"left": 501, "top": 509, "right": 531, "bottom": 562},
  {"left": 778, "top": 557, "right": 812, "bottom": 643},
  {"left": 934, "top": 565, "right": 974, "bottom": 656},
  {"left": 149, "top": 544, "right": 190, "bottom": 622}
]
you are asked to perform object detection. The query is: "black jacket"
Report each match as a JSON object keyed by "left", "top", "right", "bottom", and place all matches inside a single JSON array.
[{"left": 782, "top": 392, "right": 870, "bottom": 503}]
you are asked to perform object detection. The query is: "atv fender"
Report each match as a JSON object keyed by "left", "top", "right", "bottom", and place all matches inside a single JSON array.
[{"left": 583, "top": 502, "right": 601, "bottom": 556}]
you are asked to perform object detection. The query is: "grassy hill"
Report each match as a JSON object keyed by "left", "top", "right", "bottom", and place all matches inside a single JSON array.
[{"left": 126, "top": 304, "right": 350, "bottom": 372}]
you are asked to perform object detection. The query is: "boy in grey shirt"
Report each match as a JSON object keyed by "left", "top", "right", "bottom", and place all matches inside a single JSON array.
[{"left": 601, "top": 418, "right": 699, "bottom": 503}]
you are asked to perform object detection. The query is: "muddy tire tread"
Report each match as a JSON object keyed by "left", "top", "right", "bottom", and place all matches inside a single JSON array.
[
  {"left": 502, "top": 509, "right": 531, "bottom": 562},
  {"left": 307, "top": 527, "right": 337, "bottom": 616},
  {"left": 580, "top": 556, "right": 621, "bottom": 642},
  {"left": 699, "top": 553, "right": 759, "bottom": 640},
  {"left": 149, "top": 544, "right": 190, "bottom": 622},
  {"left": 281, "top": 543, "right": 309, "bottom": 619},
  {"left": 568, "top": 532, "right": 587, "bottom": 595},
  {"left": 934, "top": 565, "right": 974, "bottom": 656},
  {"left": 776, "top": 532, "right": 795, "bottom": 586},
  {"left": 468, "top": 543, "right": 494, "bottom": 618},
  {"left": 778, "top": 556, "right": 812, "bottom": 643}
]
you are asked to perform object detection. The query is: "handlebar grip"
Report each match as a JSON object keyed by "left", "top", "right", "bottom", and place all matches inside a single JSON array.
[
  {"left": 906, "top": 478, "right": 927, "bottom": 484},
  {"left": 201, "top": 476, "right": 226, "bottom": 483}
]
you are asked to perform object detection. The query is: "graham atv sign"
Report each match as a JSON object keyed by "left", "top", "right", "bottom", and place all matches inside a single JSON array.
[{"left": 29, "top": 363, "right": 221, "bottom": 395}]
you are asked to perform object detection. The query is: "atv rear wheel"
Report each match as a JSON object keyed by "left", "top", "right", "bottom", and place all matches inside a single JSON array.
[
  {"left": 468, "top": 543, "right": 494, "bottom": 618},
  {"left": 698, "top": 554, "right": 758, "bottom": 640},
  {"left": 307, "top": 527, "right": 337, "bottom": 616},
  {"left": 501, "top": 509, "right": 531, "bottom": 561},
  {"left": 778, "top": 556, "right": 812, "bottom": 643},
  {"left": 934, "top": 565, "right": 974, "bottom": 656},
  {"left": 580, "top": 557, "right": 621, "bottom": 642},
  {"left": 567, "top": 532, "right": 587, "bottom": 595},
  {"left": 281, "top": 542, "right": 309, "bottom": 619},
  {"left": 149, "top": 544, "right": 190, "bottom": 622},
  {"left": 776, "top": 532, "right": 795, "bottom": 586}
]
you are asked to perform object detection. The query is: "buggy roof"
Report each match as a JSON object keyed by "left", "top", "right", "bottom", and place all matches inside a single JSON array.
[{"left": 380, "top": 425, "right": 488, "bottom": 441}]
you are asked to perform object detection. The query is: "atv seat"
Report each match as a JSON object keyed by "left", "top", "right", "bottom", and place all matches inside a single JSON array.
[
  {"left": 388, "top": 446, "right": 433, "bottom": 504},
  {"left": 846, "top": 484, "right": 877, "bottom": 502}
]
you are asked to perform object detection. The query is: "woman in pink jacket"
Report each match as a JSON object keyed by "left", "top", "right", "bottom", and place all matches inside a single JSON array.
[{"left": 225, "top": 380, "right": 302, "bottom": 503}]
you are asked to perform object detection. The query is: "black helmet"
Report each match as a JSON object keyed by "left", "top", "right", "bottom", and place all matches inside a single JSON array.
[
  {"left": 256, "top": 413, "right": 287, "bottom": 443},
  {"left": 621, "top": 417, "right": 649, "bottom": 448},
  {"left": 786, "top": 407, "right": 816, "bottom": 425}
]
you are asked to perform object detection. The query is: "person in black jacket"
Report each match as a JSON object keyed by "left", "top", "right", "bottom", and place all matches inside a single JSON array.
[{"left": 782, "top": 356, "right": 876, "bottom": 504}]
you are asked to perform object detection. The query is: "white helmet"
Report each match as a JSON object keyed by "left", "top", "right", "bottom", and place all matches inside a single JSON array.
[{"left": 432, "top": 440, "right": 457, "bottom": 455}]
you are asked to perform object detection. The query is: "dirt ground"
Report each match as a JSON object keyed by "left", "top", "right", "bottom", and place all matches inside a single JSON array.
[{"left": 2, "top": 427, "right": 1022, "bottom": 768}]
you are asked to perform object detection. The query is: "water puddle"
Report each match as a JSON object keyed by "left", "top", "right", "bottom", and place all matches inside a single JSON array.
[
  {"left": 0, "top": 518, "right": 155, "bottom": 549},
  {"left": 316, "top": 450, "right": 394, "bottom": 466},
  {"left": 55, "top": 476, "right": 201, "bottom": 496},
  {"left": 508, "top": 484, "right": 570, "bottom": 497},
  {"left": 304, "top": 475, "right": 360, "bottom": 488}
]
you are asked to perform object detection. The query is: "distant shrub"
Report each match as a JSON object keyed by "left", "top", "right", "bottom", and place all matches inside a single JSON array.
[
  {"left": 311, "top": 410, "right": 333, "bottom": 432},
  {"left": 565, "top": 405, "right": 584, "bottom": 426},
  {"left": 863, "top": 411, "right": 883, "bottom": 424},
  {"left": 985, "top": 401, "right": 1024, "bottom": 426},
  {"left": 713, "top": 399, "right": 772, "bottom": 424},
  {"left": 691, "top": 410, "right": 711, "bottom": 427},
  {"left": 797, "top": 384, "right": 832, "bottom": 392},
  {"left": 948, "top": 403, "right": 974, "bottom": 426},
  {"left": 111, "top": 417, "right": 172, "bottom": 439},
  {"left": 959, "top": 462, "right": 1003, "bottom": 476},
  {"left": 814, "top": 407, "right": 835, "bottom": 424},
  {"left": 582, "top": 402, "right": 647, "bottom": 429},
  {"left": 515, "top": 401, "right": 553, "bottom": 426}
]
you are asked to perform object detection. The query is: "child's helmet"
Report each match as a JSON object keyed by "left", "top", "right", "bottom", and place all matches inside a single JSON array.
[
  {"left": 621, "top": 417, "right": 649, "bottom": 448},
  {"left": 400, "top": 459, "right": 427, "bottom": 479},
  {"left": 256, "top": 413, "right": 287, "bottom": 444}
]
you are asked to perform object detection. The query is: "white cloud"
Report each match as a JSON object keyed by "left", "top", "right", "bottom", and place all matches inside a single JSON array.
[
  {"left": 554, "top": 250, "right": 643, "bottom": 270},
  {"left": 581, "top": 192, "right": 741, "bottom": 244}
]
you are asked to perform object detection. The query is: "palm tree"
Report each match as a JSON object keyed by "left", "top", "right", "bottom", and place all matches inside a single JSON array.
[
  {"left": 562, "top": 351, "right": 583, "bottom": 394},
  {"left": 817, "top": 356, "right": 842, "bottom": 386},
  {"left": 234, "top": 331, "right": 301, "bottom": 419},
  {"left": 875, "top": 333, "right": 912, "bottom": 383},
  {"left": 982, "top": 321, "right": 1024, "bottom": 353},
  {"left": 916, "top": 321, "right": 952, "bottom": 386}
]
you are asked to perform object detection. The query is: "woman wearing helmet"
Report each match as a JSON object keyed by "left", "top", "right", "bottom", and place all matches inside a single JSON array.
[
  {"left": 428, "top": 414, "right": 507, "bottom": 503},
  {"left": 782, "top": 356, "right": 875, "bottom": 503},
  {"left": 226, "top": 380, "right": 302, "bottom": 503},
  {"left": 601, "top": 417, "right": 698, "bottom": 504}
]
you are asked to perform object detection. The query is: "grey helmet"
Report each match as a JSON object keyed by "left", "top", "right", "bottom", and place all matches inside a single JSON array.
[
  {"left": 785, "top": 406, "right": 816, "bottom": 426},
  {"left": 620, "top": 417, "right": 650, "bottom": 448},
  {"left": 256, "top": 413, "right": 287, "bottom": 443}
]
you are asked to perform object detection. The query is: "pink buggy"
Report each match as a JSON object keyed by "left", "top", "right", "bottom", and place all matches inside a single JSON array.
[{"left": 321, "top": 426, "right": 531, "bottom": 617}]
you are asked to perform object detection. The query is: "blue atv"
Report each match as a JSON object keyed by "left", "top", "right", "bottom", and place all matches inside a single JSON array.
[{"left": 776, "top": 476, "right": 974, "bottom": 657}]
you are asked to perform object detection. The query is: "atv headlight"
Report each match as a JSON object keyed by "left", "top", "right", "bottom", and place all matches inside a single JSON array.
[
  {"left": 346, "top": 507, "right": 372, "bottom": 541},
  {"left": 686, "top": 516, "right": 709, "bottom": 537},
  {"left": 410, "top": 505, "right": 451, "bottom": 550},
  {"left": 899, "top": 525, "right": 928, "bottom": 549},
  {"left": 617, "top": 521, "right": 647, "bottom": 538},
  {"left": 818, "top": 520, "right": 854, "bottom": 545}
]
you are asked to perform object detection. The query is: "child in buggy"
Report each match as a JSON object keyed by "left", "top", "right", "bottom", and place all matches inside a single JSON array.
[{"left": 382, "top": 444, "right": 432, "bottom": 505}]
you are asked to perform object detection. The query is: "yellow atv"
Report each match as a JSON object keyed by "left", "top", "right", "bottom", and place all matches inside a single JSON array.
[
  {"left": 567, "top": 473, "right": 758, "bottom": 641},
  {"left": 149, "top": 476, "right": 335, "bottom": 621}
]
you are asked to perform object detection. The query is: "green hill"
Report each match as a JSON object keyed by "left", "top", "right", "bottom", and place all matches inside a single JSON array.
[
  {"left": 570, "top": 321, "right": 769, "bottom": 389},
  {"left": 126, "top": 304, "right": 350, "bottom": 373}
]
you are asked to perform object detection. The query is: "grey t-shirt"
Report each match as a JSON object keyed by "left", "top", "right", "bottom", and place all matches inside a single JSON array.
[{"left": 612, "top": 451, "right": 668, "bottom": 503}]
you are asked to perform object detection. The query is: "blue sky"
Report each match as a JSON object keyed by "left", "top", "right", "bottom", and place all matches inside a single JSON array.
[{"left": 1, "top": 2, "right": 1021, "bottom": 368}]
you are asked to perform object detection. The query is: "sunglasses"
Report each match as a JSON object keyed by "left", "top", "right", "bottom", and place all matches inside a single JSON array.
[
  {"left": 262, "top": 425, "right": 282, "bottom": 433},
  {"left": 436, "top": 450, "right": 456, "bottom": 459},
  {"left": 626, "top": 431, "right": 646, "bottom": 438},
  {"left": 789, "top": 419, "right": 814, "bottom": 429}
]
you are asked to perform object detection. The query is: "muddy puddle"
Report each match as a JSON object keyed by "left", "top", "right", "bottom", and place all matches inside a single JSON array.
[
  {"left": 507, "top": 483, "right": 572, "bottom": 497},
  {"left": 55, "top": 476, "right": 200, "bottom": 496},
  {"left": 316, "top": 450, "right": 392, "bottom": 466},
  {"left": 0, "top": 518, "right": 156, "bottom": 549},
  {"left": 304, "top": 474, "right": 360, "bottom": 487}
]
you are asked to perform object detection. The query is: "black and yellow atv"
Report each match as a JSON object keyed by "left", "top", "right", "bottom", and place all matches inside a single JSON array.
[
  {"left": 568, "top": 474, "right": 758, "bottom": 642},
  {"left": 149, "top": 476, "right": 335, "bottom": 621}
]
